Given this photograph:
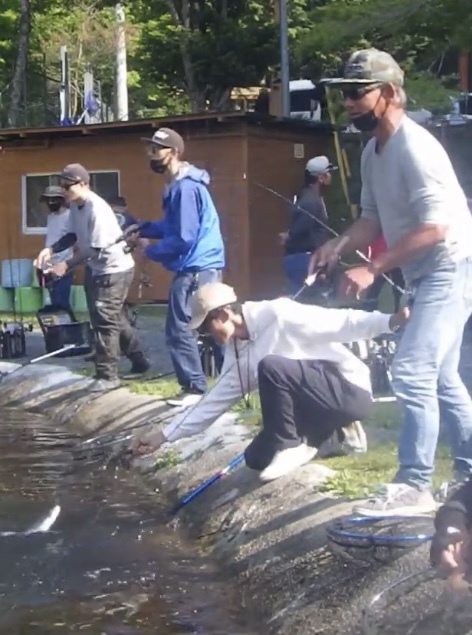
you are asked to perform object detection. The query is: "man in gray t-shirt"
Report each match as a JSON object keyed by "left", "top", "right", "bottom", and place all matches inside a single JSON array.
[
  {"left": 35, "top": 163, "right": 149, "bottom": 391},
  {"left": 310, "top": 49, "right": 472, "bottom": 518}
]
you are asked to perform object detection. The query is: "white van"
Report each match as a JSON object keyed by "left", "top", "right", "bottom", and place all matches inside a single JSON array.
[{"left": 289, "top": 79, "right": 322, "bottom": 121}]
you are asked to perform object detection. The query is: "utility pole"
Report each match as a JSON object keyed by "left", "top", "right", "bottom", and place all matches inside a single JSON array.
[
  {"left": 114, "top": 3, "right": 129, "bottom": 121},
  {"left": 278, "top": 0, "right": 290, "bottom": 118},
  {"left": 59, "top": 45, "right": 71, "bottom": 123}
]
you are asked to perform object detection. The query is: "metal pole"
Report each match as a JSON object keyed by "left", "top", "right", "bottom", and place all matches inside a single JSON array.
[
  {"left": 114, "top": 3, "right": 129, "bottom": 121},
  {"left": 279, "top": 0, "right": 290, "bottom": 118}
]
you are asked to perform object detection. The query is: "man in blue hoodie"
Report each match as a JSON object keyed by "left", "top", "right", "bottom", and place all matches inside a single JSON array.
[{"left": 138, "top": 127, "right": 225, "bottom": 407}]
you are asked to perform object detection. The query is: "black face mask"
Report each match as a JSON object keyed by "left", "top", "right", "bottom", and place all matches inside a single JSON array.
[
  {"left": 350, "top": 110, "right": 380, "bottom": 133},
  {"left": 47, "top": 202, "right": 62, "bottom": 213},
  {"left": 149, "top": 159, "right": 166, "bottom": 174}
]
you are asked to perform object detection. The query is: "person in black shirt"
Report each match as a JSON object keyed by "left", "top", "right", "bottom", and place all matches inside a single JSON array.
[{"left": 280, "top": 156, "right": 337, "bottom": 296}]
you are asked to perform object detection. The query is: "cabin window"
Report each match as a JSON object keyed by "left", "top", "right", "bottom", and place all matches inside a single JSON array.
[{"left": 21, "top": 170, "right": 120, "bottom": 235}]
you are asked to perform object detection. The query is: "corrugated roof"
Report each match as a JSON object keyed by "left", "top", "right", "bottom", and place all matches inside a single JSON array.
[{"left": 0, "top": 111, "right": 334, "bottom": 142}]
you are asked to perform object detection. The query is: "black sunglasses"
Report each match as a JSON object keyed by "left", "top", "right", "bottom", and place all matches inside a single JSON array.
[
  {"left": 341, "top": 84, "right": 382, "bottom": 101},
  {"left": 61, "top": 180, "right": 80, "bottom": 190}
]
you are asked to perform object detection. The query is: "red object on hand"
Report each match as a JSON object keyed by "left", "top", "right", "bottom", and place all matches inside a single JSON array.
[{"left": 369, "top": 235, "right": 387, "bottom": 260}]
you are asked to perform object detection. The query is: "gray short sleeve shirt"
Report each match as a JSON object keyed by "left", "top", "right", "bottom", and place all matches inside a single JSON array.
[{"left": 67, "top": 191, "right": 135, "bottom": 275}]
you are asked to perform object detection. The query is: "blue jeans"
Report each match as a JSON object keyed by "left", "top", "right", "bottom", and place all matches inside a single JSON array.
[
  {"left": 392, "top": 257, "right": 472, "bottom": 489},
  {"left": 283, "top": 253, "right": 310, "bottom": 296},
  {"left": 166, "top": 269, "right": 223, "bottom": 393},
  {"left": 49, "top": 273, "right": 72, "bottom": 311}
]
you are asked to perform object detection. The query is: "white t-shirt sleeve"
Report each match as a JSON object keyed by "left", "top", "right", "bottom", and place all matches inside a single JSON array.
[
  {"left": 89, "top": 200, "right": 121, "bottom": 249},
  {"left": 360, "top": 142, "right": 379, "bottom": 222},
  {"left": 401, "top": 136, "right": 454, "bottom": 226}
]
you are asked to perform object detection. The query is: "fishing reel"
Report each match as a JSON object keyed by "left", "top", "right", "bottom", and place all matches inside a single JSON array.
[
  {"left": 349, "top": 334, "right": 397, "bottom": 398},
  {"left": 327, "top": 515, "right": 434, "bottom": 565}
]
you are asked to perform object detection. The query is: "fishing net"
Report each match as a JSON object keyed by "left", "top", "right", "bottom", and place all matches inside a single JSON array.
[
  {"left": 362, "top": 566, "right": 472, "bottom": 635},
  {"left": 327, "top": 515, "right": 434, "bottom": 565}
]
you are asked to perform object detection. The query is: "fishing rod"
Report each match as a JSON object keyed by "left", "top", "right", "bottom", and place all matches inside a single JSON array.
[
  {"left": 38, "top": 225, "right": 140, "bottom": 287},
  {"left": 0, "top": 344, "right": 78, "bottom": 380},
  {"left": 254, "top": 181, "right": 407, "bottom": 297},
  {"left": 171, "top": 453, "right": 245, "bottom": 515},
  {"left": 73, "top": 406, "right": 179, "bottom": 456}
]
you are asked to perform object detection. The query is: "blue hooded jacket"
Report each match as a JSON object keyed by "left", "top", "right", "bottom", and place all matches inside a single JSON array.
[{"left": 139, "top": 165, "right": 225, "bottom": 273}]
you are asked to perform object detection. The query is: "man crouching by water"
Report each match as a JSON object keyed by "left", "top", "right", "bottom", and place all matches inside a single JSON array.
[{"left": 131, "top": 282, "right": 408, "bottom": 482}]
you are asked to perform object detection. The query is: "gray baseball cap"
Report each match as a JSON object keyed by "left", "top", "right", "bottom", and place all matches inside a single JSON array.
[
  {"left": 305, "top": 156, "right": 337, "bottom": 175},
  {"left": 56, "top": 163, "right": 90, "bottom": 184},
  {"left": 323, "top": 48, "right": 404, "bottom": 87}
]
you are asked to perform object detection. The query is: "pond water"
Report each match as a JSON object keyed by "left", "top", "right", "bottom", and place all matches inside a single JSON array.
[{"left": 0, "top": 408, "right": 254, "bottom": 635}]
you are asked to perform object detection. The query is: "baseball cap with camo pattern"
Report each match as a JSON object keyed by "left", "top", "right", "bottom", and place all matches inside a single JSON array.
[{"left": 323, "top": 48, "right": 404, "bottom": 87}]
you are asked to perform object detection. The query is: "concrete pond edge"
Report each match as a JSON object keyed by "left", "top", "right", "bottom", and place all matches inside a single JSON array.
[{"left": 0, "top": 361, "right": 435, "bottom": 635}]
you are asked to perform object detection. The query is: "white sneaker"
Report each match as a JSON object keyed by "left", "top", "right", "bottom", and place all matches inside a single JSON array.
[
  {"left": 166, "top": 391, "right": 203, "bottom": 408},
  {"left": 259, "top": 444, "right": 318, "bottom": 482},
  {"left": 318, "top": 421, "right": 367, "bottom": 458},
  {"left": 352, "top": 483, "right": 438, "bottom": 517},
  {"left": 341, "top": 420, "right": 367, "bottom": 455}
]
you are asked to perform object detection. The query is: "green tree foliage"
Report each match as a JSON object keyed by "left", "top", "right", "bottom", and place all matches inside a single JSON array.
[
  {"left": 0, "top": 0, "right": 468, "bottom": 126},
  {"left": 296, "top": 0, "right": 468, "bottom": 113},
  {"left": 136, "top": 0, "right": 278, "bottom": 112}
]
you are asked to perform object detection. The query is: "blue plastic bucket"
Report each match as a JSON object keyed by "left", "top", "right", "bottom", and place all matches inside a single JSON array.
[{"left": 2, "top": 259, "right": 34, "bottom": 288}]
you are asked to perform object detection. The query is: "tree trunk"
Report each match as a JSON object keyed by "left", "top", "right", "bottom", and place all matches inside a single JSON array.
[
  {"left": 165, "top": 0, "right": 205, "bottom": 112},
  {"left": 8, "top": 0, "right": 30, "bottom": 127}
]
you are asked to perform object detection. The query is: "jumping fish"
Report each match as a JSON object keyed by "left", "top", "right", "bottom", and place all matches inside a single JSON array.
[{"left": 0, "top": 504, "right": 61, "bottom": 537}]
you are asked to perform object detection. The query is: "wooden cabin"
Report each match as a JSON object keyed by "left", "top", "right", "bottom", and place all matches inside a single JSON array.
[{"left": 0, "top": 112, "right": 338, "bottom": 302}]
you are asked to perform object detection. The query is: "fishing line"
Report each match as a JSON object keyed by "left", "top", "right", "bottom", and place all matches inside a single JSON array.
[
  {"left": 254, "top": 181, "right": 407, "bottom": 297},
  {"left": 361, "top": 565, "right": 448, "bottom": 635}
]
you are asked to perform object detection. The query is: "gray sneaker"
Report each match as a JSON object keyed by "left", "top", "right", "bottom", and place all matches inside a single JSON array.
[
  {"left": 89, "top": 378, "right": 121, "bottom": 393},
  {"left": 352, "top": 483, "right": 438, "bottom": 517}
]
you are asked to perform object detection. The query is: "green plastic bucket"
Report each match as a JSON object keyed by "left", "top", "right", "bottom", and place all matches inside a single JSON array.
[
  {"left": 71, "top": 286, "right": 89, "bottom": 315},
  {"left": 0, "top": 287, "right": 14, "bottom": 312},
  {"left": 13, "top": 287, "right": 43, "bottom": 314}
]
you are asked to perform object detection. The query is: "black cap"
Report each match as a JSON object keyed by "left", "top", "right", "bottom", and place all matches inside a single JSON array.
[
  {"left": 40, "top": 185, "right": 66, "bottom": 201},
  {"left": 141, "top": 127, "right": 185, "bottom": 155},
  {"left": 56, "top": 163, "right": 90, "bottom": 184}
]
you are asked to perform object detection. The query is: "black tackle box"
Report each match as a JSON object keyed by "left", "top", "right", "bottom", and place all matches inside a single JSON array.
[{"left": 37, "top": 305, "right": 92, "bottom": 357}]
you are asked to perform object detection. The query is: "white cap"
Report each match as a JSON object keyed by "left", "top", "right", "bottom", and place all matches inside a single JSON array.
[
  {"left": 305, "top": 155, "right": 337, "bottom": 175},
  {"left": 189, "top": 283, "right": 238, "bottom": 330}
]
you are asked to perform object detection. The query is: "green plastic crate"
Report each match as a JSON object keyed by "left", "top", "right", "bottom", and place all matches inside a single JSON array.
[
  {"left": 0, "top": 287, "right": 14, "bottom": 312},
  {"left": 13, "top": 287, "right": 43, "bottom": 314},
  {"left": 31, "top": 269, "right": 41, "bottom": 288},
  {"left": 71, "top": 285, "right": 89, "bottom": 315}
]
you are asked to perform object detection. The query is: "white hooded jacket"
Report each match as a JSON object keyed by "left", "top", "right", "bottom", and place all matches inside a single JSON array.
[{"left": 163, "top": 298, "right": 393, "bottom": 442}]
